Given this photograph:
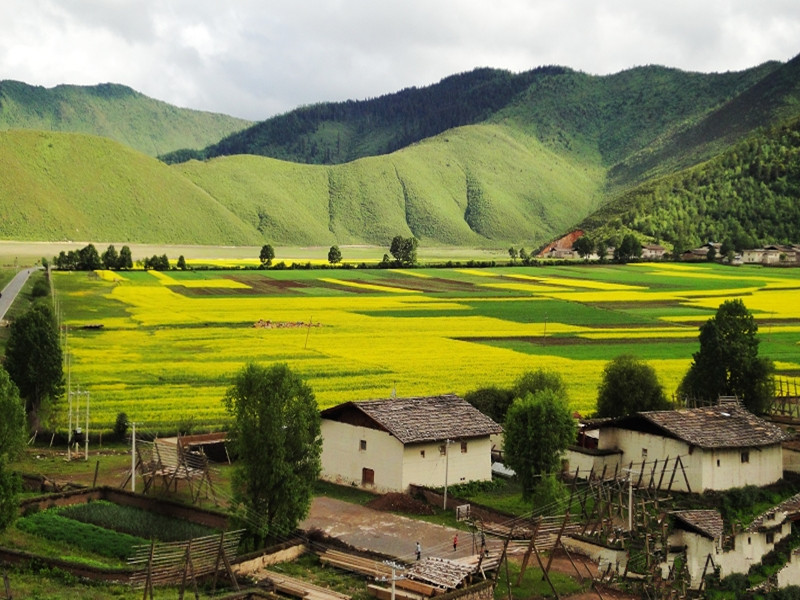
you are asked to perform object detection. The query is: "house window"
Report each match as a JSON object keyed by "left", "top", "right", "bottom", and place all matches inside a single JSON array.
[
  {"left": 439, "top": 445, "right": 446, "bottom": 456},
  {"left": 741, "top": 451, "right": 750, "bottom": 463},
  {"left": 641, "top": 448, "right": 648, "bottom": 459},
  {"left": 748, "top": 537, "right": 751, "bottom": 545},
  {"left": 420, "top": 450, "right": 425, "bottom": 458},
  {"left": 461, "top": 442, "right": 468, "bottom": 454},
  {"left": 359, "top": 440, "right": 367, "bottom": 451},
  {"left": 362, "top": 468, "right": 374, "bottom": 485},
  {"left": 717, "top": 459, "right": 720, "bottom": 467},
  {"left": 766, "top": 532, "right": 775, "bottom": 544}
]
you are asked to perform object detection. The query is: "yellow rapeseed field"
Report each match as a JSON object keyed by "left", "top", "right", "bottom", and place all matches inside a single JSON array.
[{"left": 53, "top": 263, "right": 800, "bottom": 432}]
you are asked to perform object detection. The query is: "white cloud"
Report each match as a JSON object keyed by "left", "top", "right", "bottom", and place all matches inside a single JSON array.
[{"left": 1, "top": 0, "right": 798, "bottom": 120}]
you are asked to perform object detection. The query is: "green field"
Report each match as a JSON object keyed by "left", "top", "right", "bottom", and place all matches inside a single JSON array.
[{"left": 36, "top": 261, "right": 799, "bottom": 434}]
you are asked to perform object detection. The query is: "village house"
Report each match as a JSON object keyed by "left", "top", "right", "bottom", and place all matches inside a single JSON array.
[
  {"left": 319, "top": 394, "right": 503, "bottom": 493},
  {"left": 663, "top": 492, "right": 800, "bottom": 589},
  {"left": 640, "top": 243, "right": 666, "bottom": 260},
  {"left": 566, "top": 402, "right": 788, "bottom": 493}
]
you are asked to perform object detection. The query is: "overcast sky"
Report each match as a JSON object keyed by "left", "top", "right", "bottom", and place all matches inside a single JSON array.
[{"left": 2, "top": 1, "right": 799, "bottom": 121}]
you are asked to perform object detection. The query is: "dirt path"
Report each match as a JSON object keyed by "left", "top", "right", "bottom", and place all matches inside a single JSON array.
[{"left": 301, "top": 496, "right": 489, "bottom": 563}]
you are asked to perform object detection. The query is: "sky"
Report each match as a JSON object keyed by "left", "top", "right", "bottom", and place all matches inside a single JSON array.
[{"left": 2, "top": 0, "right": 799, "bottom": 122}]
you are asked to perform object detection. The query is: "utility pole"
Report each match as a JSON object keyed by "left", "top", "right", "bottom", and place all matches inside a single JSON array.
[
  {"left": 377, "top": 561, "right": 405, "bottom": 600},
  {"left": 131, "top": 422, "right": 136, "bottom": 493},
  {"left": 443, "top": 439, "right": 452, "bottom": 510},
  {"left": 84, "top": 390, "right": 90, "bottom": 461}
]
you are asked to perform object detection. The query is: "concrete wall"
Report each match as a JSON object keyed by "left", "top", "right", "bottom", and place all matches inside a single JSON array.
[{"left": 562, "top": 537, "right": 628, "bottom": 575}]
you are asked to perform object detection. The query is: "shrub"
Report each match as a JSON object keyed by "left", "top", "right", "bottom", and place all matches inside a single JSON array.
[{"left": 113, "top": 412, "right": 128, "bottom": 440}]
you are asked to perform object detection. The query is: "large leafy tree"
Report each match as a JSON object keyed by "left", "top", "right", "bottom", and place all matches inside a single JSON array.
[
  {"left": 4, "top": 303, "right": 63, "bottom": 429},
  {"left": 504, "top": 389, "right": 576, "bottom": 501},
  {"left": 596, "top": 355, "right": 672, "bottom": 418},
  {"left": 327, "top": 245, "right": 342, "bottom": 265},
  {"left": 465, "top": 369, "right": 568, "bottom": 424},
  {"left": 223, "top": 363, "right": 322, "bottom": 545},
  {"left": 259, "top": 244, "right": 275, "bottom": 267},
  {"left": 0, "top": 367, "right": 25, "bottom": 531},
  {"left": 118, "top": 245, "right": 133, "bottom": 270},
  {"left": 679, "top": 299, "right": 774, "bottom": 414},
  {"left": 389, "top": 236, "right": 418, "bottom": 266}
]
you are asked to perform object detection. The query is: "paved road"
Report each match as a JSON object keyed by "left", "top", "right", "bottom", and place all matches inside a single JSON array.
[{"left": 0, "top": 267, "right": 38, "bottom": 321}]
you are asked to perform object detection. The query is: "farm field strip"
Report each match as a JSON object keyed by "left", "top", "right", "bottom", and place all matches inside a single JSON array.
[{"left": 53, "top": 263, "right": 800, "bottom": 431}]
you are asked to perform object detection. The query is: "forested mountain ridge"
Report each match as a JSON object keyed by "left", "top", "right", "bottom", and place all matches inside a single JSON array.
[
  {"left": 579, "top": 116, "right": 800, "bottom": 252},
  {"left": 0, "top": 80, "right": 253, "bottom": 157}
]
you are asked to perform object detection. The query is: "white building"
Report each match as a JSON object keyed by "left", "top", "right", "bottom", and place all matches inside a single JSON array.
[
  {"left": 320, "top": 394, "right": 503, "bottom": 493},
  {"left": 566, "top": 403, "right": 787, "bottom": 493},
  {"left": 664, "top": 492, "right": 800, "bottom": 589}
]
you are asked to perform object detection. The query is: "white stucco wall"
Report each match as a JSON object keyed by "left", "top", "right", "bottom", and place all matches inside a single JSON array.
[
  {"left": 320, "top": 420, "right": 494, "bottom": 492},
  {"left": 665, "top": 521, "right": 790, "bottom": 588},
  {"left": 320, "top": 420, "right": 405, "bottom": 492},
  {"left": 597, "top": 428, "right": 783, "bottom": 492},
  {"left": 402, "top": 437, "right": 494, "bottom": 490}
]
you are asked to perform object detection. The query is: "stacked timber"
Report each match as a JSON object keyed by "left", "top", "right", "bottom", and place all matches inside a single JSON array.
[
  {"left": 317, "top": 548, "right": 394, "bottom": 578},
  {"left": 257, "top": 569, "right": 350, "bottom": 600}
]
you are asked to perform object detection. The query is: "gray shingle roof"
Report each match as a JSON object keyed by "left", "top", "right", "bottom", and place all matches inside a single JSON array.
[
  {"left": 611, "top": 404, "right": 788, "bottom": 449},
  {"left": 321, "top": 394, "right": 503, "bottom": 444},
  {"left": 671, "top": 510, "right": 724, "bottom": 539}
]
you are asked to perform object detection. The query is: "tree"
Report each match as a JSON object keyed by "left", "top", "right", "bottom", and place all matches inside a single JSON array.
[
  {"left": 389, "top": 236, "right": 418, "bottom": 266},
  {"left": 101, "top": 245, "right": 119, "bottom": 270},
  {"left": 260, "top": 244, "right": 275, "bottom": 267},
  {"left": 508, "top": 247, "right": 518, "bottom": 263},
  {"left": 596, "top": 355, "right": 672, "bottom": 418},
  {"left": 573, "top": 236, "right": 595, "bottom": 259},
  {"left": 77, "top": 243, "right": 102, "bottom": 270},
  {"left": 614, "top": 233, "right": 642, "bottom": 263},
  {"left": 118, "top": 246, "right": 133, "bottom": 270},
  {"left": 223, "top": 363, "right": 322, "bottom": 544},
  {"left": 4, "top": 303, "right": 63, "bottom": 429},
  {"left": 504, "top": 389, "right": 576, "bottom": 501},
  {"left": 518, "top": 247, "right": 529, "bottom": 264},
  {"left": 464, "top": 386, "right": 514, "bottom": 424},
  {"left": 679, "top": 299, "right": 774, "bottom": 414},
  {"left": 513, "top": 369, "right": 569, "bottom": 404},
  {"left": 177, "top": 255, "right": 188, "bottom": 270},
  {"left": 0, "top": 367, "right": 25, "bottom": 532},
  {"left": 327, "top": 245, "right": 342, "bottom": 265}
]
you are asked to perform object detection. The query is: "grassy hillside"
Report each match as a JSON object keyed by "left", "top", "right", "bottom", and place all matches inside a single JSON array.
[
  {"left": 0, "top": 130, "right": 262, "bottom": 244},
  {"left": 176, "top": 123, "right": 605, "bottom": 247},
  {"left": 0, "top": 81, "right": 252, "bottom": 156}
]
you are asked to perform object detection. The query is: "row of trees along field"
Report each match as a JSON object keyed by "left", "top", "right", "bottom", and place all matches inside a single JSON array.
[
  {"left": 49, "top": 243, "right": 187, "bottom": 271},
  {"left": 585, "top": 118, "right": 800, "bottom": 251}
]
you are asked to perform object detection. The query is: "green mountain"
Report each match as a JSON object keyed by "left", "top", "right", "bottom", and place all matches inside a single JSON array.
[
  {"left": 0, "top": 130, "right": 262, "bottom": 244},
  {"left": 2, "top": 55, "right": 800, "bottom": 249},
  {"left": 0, "top": 81, "right": 253, "bottom": 157}
]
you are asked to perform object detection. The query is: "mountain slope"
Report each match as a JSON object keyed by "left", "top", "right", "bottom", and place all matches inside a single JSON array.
[
  {"left": 0, "top": 81, "right": 253, "bottom": 157},
  {"left": 579, "top": 116, "right": 800, "bottom": 251},
  {"left": 175, "top": 122, "right": 605, "bottom": 246},
  {"left": 0, "top": 130, "right": 262, "bottom": 244}
]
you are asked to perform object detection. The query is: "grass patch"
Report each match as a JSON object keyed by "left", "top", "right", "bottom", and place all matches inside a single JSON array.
[
  {"left": 58, "top": 500, "right": 218, "bottom": 541},
  {"left": 15, "top": 509, "right": 147, "bottom": 561}
]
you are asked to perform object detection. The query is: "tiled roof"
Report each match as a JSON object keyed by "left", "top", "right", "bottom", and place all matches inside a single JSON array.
[
  {"left": 322, "top": 394, "right": 503, "bottom": 444},
  {"left": 747, "top": 491, "right": 800, "bottom": 532},
  {"left": 611, "top": 404, "right": 788, "bottom": 449},
  {"left": 671, "top": 510, "right": 724, "bottom": 539}
]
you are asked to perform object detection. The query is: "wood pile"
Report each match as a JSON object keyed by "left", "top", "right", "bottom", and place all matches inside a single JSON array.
[
  {"left": 317, "top": 548, "right": 394, "bottom": 578},
  {"left": 257, "top": 569, "right": 350, "bottom": 600},
  {"left": 405, "top": 557, "right": 474, "bottom": 589}
]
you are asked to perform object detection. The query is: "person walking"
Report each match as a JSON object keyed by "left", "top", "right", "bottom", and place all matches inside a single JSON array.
[
  {"left": 453, "top": 534, "right": 458, "bottom": 551},
  {"left": 416, "top": 541, "right": 421, "bottom": 560}
]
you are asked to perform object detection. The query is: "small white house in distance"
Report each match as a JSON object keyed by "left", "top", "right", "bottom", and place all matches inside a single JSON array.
[
  {"left": 566, "top": 403, "right": 787, "bottom": 493},
  {"left": 663, "top": 492, "right": 800, "bottom": 589},
  {"left": 319, "top": 394, "right": 503, "bottom": 493}
]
